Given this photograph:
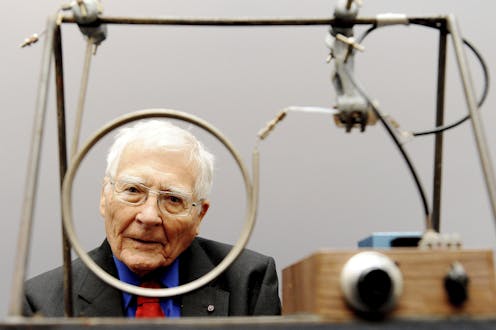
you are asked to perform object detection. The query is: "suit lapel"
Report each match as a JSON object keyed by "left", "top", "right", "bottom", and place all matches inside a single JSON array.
[
  {"left": 180, "top": 238, "right": 230, "bottom": 316},
  {"left": 74, "top": 241, "right": 124, "bottom": 317}
]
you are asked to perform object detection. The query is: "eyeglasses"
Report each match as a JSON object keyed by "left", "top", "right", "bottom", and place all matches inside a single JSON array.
[{"left": 109, "top": 178, "right": 201, "bottom": 217}]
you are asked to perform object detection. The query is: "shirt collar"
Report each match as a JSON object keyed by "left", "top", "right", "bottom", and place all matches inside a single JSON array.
[{"left": 112, "top": 256, "right": 180, "bottom": 310}]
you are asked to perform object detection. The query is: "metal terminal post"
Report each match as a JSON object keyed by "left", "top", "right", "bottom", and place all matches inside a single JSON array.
[
  {"left": 258, "top": 111, "right": 287, "bottom": 140},
  {"left": 20, "top": 33, "right": 40, "bottom": 48},
  {"left": 335, "top": 33, "right": 365, "bottom": 52}
]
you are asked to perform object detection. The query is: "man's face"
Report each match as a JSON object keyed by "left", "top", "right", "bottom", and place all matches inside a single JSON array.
[{"left": 100, "top": 143, "right": 209, "bottom": 276}]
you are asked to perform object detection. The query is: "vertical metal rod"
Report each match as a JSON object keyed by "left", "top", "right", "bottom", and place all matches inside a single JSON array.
[
  {"left": 8, "top": 15, "right": 57, "bottom": 317},
  {"left": 447, "top": 15, "right": 496, "bottom": 222},
  {"left": 431, "top": 22, "right": 448, "bottom": 233},
  {"left": 53, "top": 23, "right": 74, "bottom": 317}
]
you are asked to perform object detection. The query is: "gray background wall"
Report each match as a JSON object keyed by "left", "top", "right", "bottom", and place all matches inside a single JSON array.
[{"left": 2, "top": 0, "right": 495, "bottom": 317}]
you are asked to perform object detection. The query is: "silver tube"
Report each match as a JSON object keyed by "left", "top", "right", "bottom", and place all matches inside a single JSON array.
[
  {"left": 8, "top": 14, "right": 57, "bottom": 317},
  {"left": 70, "top": 38, "right": 94, "bottom": 158},
  {"left": 447, "top": 15, "right": 496, "bottom": 222}
]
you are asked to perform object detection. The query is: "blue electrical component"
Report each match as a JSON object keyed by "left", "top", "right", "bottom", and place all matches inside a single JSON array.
[{"left": 358, "top": 232, "right": 422, "bottom": 248}]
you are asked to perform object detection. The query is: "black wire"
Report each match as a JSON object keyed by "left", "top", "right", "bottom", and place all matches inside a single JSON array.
[
  {"left": 355, "top": 24, "right": 490, "bottom": 137},
  {"left": 342, "top": 65, "right": 431, "bottom": 220},
  {"left": 413, "top": 38, "right": 490, "bottom": 136},
  {"left": 357, "top": 24, "right": 377, "bottom": 44}
]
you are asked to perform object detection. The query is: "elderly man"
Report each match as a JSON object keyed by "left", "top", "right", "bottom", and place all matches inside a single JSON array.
[{"left": 23, "top": 120, "right": 281, "bottom": 317}]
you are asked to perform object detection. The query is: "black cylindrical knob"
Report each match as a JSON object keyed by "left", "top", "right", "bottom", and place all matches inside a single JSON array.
[{"left": 444, "top": 261, "right": 469, "bottom": 306}]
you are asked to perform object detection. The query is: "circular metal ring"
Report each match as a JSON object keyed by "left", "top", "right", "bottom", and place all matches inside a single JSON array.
[{"left": 62, "top": 108, "right": 256, "bottom": 297}]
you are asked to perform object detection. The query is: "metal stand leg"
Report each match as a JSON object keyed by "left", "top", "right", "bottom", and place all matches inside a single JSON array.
[
  {"left": 53, "top": 23, "right": 74, "bottom": 317},
  {"left": 432, "top": 22, "right": 448, "bottom": 233},
  {"left": 8, "top": 14, "right": 57, "bottom": 317},
  {"left": 447, "top": 15, "right": 496, "bottom": 223}
]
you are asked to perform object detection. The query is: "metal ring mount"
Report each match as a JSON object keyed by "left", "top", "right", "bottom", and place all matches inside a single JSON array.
[{"left": 62, "top": 108, "right": 256, "bottom": 297}]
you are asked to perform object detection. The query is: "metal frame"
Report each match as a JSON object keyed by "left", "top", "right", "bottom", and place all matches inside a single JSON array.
[
  {"left": 8, "top": 13, "right": 496, "bottom": 319},
  {"left": 431, "top": 21, "right": 448, "bottom": 232}
]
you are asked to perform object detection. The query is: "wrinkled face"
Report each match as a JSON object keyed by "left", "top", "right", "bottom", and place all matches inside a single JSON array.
[{"left": 100, "top": 143, "right": 209, "bottom": 276}]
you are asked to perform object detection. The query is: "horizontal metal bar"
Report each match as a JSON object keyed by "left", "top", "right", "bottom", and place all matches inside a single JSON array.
[
  {"left": 3, "top": 315, "right": 496, "bottom": 328},
  {"left": 61, "top": 15, "right": 446, "bottom": 27}
]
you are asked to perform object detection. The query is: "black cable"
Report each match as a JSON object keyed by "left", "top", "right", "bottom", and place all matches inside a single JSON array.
[
  {"left": 354, "top": 23, "right": 490, "bottom": 137},
  {"left": 357, "top": 24, "right": 377, "bottom": 44},
  {"left": 413, "top": 38, "right": 490, "bottom": 136},
  {"left": 342, "top": 65, "right": 431, "bottom": 221}
]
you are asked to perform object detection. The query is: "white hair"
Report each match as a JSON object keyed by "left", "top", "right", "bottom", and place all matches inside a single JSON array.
[{"left": 105, "top": 120, "right": 214, "bottom": 199}]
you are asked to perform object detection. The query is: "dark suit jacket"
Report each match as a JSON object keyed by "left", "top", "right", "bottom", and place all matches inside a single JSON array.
[{"left": 23, "top": 237, "right": 281, "bottom": 317}]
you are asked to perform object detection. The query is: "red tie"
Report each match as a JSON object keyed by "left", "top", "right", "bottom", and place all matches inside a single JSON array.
[{"left": 135, "top": 281, "right": 165, "bottom": 318}]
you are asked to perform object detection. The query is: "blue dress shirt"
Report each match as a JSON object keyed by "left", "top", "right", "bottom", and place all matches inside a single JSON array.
[{"left": 112, "top": 256, "right": 181, "bottom": 317}]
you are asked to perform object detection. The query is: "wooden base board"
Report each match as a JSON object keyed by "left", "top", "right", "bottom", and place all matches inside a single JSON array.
[{"left": 282, "top": 249, "right": 496, "bottom": 321}]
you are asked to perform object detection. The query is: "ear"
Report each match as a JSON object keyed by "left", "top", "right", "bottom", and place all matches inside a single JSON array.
[
  {"left": 193, "top": 201, "right": 209, "bottom": 236},
  {"left": 99, "top": 178, "right": 110, "bottom": 218},
  {"left": 197, "top": 200, "right": 210, "bottom": 223}
]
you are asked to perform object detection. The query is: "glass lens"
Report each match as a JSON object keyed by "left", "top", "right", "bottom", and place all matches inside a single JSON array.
[
  {"left": 159, "top": 193, "right": 189, "bottom": 215},
  {"left": 114, "top": 181, "right": 147, "bottom": 204}
]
